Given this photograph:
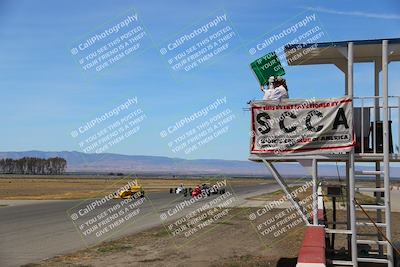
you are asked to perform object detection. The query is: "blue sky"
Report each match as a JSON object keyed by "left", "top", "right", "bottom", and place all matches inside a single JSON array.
[{"left": 0, "top": 0, "right": 399, "bottom": 160}]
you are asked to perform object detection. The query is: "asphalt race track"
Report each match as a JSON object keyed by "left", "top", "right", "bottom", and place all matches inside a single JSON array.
[{"left": 0, "top": 182, "right": 280, "bottom": 267}]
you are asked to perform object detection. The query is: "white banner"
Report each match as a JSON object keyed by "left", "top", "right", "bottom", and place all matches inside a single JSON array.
[{"left": 251, "top": 97, "right": 354, "bottom": 154}]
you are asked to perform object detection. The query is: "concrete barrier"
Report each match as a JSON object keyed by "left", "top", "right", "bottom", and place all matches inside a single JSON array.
[{"left": 296, "top": 226, "right": 326, "bottom": 267}]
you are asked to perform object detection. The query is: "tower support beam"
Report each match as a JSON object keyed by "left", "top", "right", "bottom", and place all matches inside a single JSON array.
[
  {"left": 262, "top": 160, "right": 310, "bottom": 226},
  {"left": 382, "top": 39, "right": 394, "bottom": 267},
  {"left": 347, "top": 41, "right": 358, "bottom": 267}
]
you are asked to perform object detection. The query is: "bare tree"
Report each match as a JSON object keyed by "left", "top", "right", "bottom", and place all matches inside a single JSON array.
[{"left": 0, "top": 157, "right": 67, "bottom": 175}]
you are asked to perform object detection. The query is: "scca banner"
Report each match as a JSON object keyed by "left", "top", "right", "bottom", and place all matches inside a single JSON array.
[{"left": 251, "top": 97, "right": 354, "bottom": 154}]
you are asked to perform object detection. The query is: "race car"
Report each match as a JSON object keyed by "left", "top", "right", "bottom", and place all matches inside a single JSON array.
[
  {"left": 191, "top": 185, "right": 202, "bottom": 197},
  {"left": 169, "top": 184, "right": 192, "bottom": 197},
  {"left": 116, "top": 180, "right": 145, "bottom": 199},
  {"left": 191, "top": 183, "right": 226, "bottom": 197}
]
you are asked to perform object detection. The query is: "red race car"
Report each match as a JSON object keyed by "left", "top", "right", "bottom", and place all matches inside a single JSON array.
[
  {"left": 191, "top": 184, "right": 226, "bottom": 198},
  {"left": 191, "top": 185, "right": 202, "bottom": 197}
]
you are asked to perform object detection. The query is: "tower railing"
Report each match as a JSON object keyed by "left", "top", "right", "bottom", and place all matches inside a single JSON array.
[{"left": 353, "top": 96, "right": 400, "bottom": 156}]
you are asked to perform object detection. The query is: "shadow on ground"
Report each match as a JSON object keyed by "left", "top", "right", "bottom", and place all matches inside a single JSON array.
[{"left": 276, "top": 257, "right": 297, "bottom": 267}]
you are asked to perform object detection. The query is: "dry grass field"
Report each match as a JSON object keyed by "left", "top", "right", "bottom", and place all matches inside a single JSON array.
[{"left": 0, "top": 176, "right": 272, "bottom": 200}]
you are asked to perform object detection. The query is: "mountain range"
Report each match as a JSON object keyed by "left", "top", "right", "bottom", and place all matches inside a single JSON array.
[{"left": 0, "top": 150, "right": 398, "bottom": 178}]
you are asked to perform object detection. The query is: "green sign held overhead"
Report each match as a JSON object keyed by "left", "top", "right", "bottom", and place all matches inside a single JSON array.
[{"left": 250, "top": 52, "right": 285, "bottom": 86}]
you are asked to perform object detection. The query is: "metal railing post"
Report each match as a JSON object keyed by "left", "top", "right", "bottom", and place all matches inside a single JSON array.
[
  {"left": 361, "top": 98, "right": 364, "bottom": 153},
  {"left": 312, "top": 158, "right": 318, "bottom": 225},
  {"left": 348, "top": 41, "right": 358, "bottom": 267},
  {"left": 398, "top": 97, "right": 400, "bottom": 153},
  {"left": 382, "top": 39, "right": 394, "bottom": 267}
]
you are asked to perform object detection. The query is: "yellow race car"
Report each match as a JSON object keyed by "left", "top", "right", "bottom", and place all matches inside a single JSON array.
[{"left": 117, "top": 180, "right": 145, "bottom": 199}]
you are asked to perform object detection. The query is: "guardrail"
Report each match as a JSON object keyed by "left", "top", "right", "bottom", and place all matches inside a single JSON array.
[{"left": 353, "top": 96, "right": 399, "bottom": 154}]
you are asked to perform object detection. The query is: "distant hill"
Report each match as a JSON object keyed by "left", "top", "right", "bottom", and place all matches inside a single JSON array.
[
  {"left": 0, "top": 150, "right": 399, "bottom": 178},
  {"left": 0, "top": 151, "right": 268, "bottom": 176}
]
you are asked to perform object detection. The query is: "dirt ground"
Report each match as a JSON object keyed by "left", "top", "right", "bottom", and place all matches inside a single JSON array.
[
  {"left": 22, "top": 206, "right": 400, "bottom": 267},
  {"left": 5, "top": 177, "right": 400, "bottom": 266},
  {"left": 0, "top": 176, "right": 271, "bottom": 200},
  {"left": 22, "top": 207, "right": 304, "bottom": 267}
]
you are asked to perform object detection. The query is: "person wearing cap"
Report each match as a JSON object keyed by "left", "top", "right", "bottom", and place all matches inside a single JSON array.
[
  {"left": 260, "top": 76, "right": 275, "bottom": 100},
  {"left": 261, "top": 76, "right": 288, "bottom": 101}
]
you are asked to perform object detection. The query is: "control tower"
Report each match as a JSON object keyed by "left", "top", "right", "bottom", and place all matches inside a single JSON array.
[{"left": 249, "top": 38, "right": 400, "bottom": 266}]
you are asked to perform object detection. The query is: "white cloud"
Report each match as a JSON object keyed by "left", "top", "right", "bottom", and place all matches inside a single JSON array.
[{"left": 304, "top": 6, "right": 400, "bottom": 20}]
